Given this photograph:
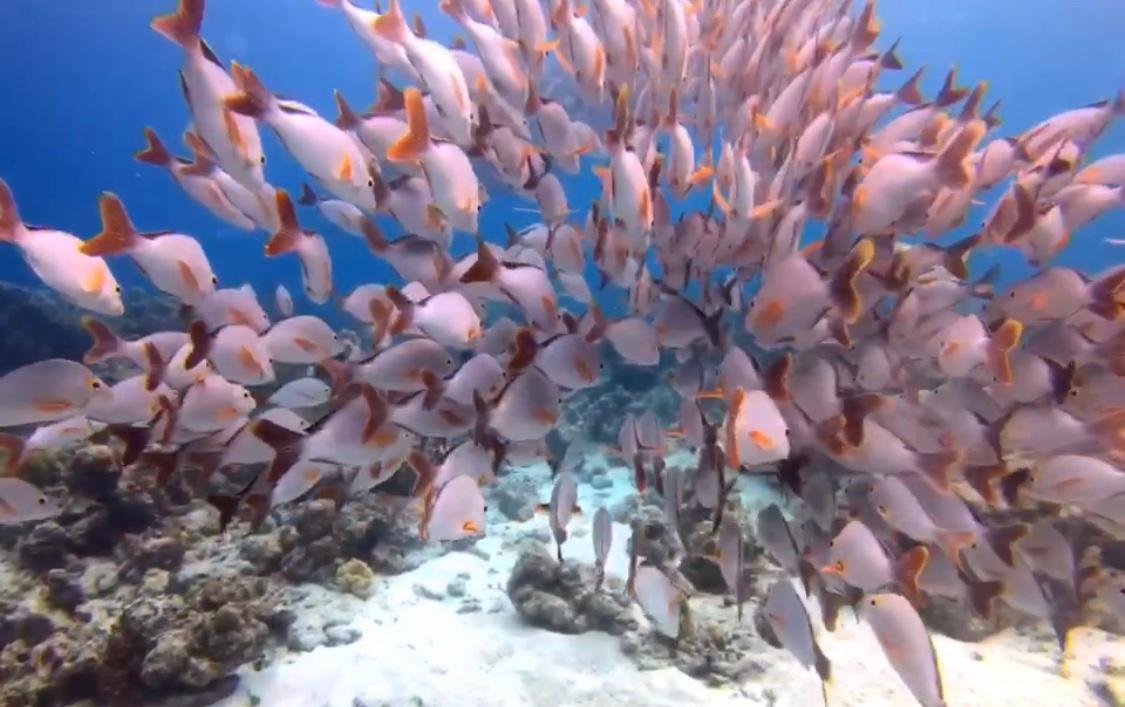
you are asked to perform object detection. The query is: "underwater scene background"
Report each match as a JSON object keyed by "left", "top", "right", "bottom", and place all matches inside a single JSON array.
[{"left": 0, "top": 0, "right": 1123, "bottom": 705}]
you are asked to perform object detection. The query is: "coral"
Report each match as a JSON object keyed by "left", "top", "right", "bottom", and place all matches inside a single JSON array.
[
  {"left": 44, "top": 568, "right": 85, "bottom": 613},
  {"left": 17, "top": 522, "right": 72, "bottom": 573},
  {"left": 506, "top": 548, "right": 636, "bottom": 636},
  {"left": 489, "top": 471, "right": 541, "bottom": 522},
  {"left": 336, "top": 558, "right": 376, "bottom": 599}
]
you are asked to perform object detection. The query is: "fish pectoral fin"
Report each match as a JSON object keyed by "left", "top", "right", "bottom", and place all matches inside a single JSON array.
[
  {"left": 292, "top": 336, "right": 318, "bottom": 353},
  {"left": 34, "top": 399, "right": 75, "bottom": 414},
  {"left": 82, "top": 265, "right": 107, "bottom": 294},
  {"left": 238, "top": 345, "right": 263, "bottom": 377},
  {"left": 177, "top": 259, "right": 201, "bottom": 292},
  {"left": 335, "top": 152, "right": 354, "bottom": 183},
  {"left": 223, "top": 109, "right": 247, "bottom": 159}
]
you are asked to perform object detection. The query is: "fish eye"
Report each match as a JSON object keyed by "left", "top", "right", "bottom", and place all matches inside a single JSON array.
[
  {"left": 869, "top": 598, "right": 877, "bottom": 607},
  {"left": 37, "top": 496, "right": 46, "bottom": 505},
  {"left": 260, "top": 155, "right": 266, "bottom": 165},
  {"left": 114, "top": 285, "right": 122, "bottom": 294},
  {"left": 91, "top": 380, "right": 103, "bottom": 389},
  {"left": 243, "top": 391, "right": 251, "bottom": 398},
  {"left": 877, "top": 504, "right": 887, "bottom": 514},
  {"left": 1009, "top": 291, "right": 1015, "bottom": 298},
  {"left": 1069, "top": 388, "right": 1079, "bottom": 398},
  {"left": 368, "top": 178, "right": 375, "bottom": 187},
  {"left": 211, "top": 275, "right": 218, "bottom": 284},
  {"left": 828, "top": 539, "right": 835, "bottom": 547}
]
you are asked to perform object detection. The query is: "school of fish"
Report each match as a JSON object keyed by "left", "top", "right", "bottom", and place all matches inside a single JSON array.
[{"left": 0, "top": 0, "right": 1123, "bottom": 704}]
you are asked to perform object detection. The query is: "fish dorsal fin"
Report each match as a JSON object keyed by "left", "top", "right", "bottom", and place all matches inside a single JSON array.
[{"left": 199, "top": 38, "right": 223, "bottom": 67}]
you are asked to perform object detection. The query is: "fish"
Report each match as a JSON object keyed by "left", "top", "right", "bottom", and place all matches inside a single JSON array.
[
  {"left": 863, "top": 593, "right": 946, "bottom": 707},
  {"left": 81, "top": 193, "right": 216, "bottom": 305},
  {"left": 195, "top": 286, "right": 272, "bottom": 334},
  {"left": 0, "top": 478, "right": 63, "bottom": 525},
  {"left": 151, "top": 0, "right": 268, "bottom": 194},
  {"left": 424, "top": 474, "right": 486, "bottom": 541},
  {"left": 0, "top": 360, "right": 112, "bottom": 428},
  {"left": 381, "top": 285, "right": 481, "bottom": 349},
  {"left": 542, "top": 470, "right": 580, "bottom": 561},
  {"left": 225, "top": 65, "right": 379, "bottom": 211},
  {"left": 593, "top": 506, "right": 612, "bottom": 590},
  {"left": 268, "top": 378, "right": 331, "bottom": 409},
  {"left": 723, "top": 388, "right": 791, "bottom": 469},
  {"left": 0, "top": 416, "right": 104, "bottom": 474},
  {"left": 763, "top": 578, "right": 832, "bottom": 706},
  {"left": 0, "top": 180, "right": 123, "bottom": 315},
  {"left": 716, "top": 517, "right": 749, "bottom": 620},
  {"left": 134, "top": 127, "right": 256, "bottom": 230},
  {"left": 262, "top": 316, "right": 339, "bottom": 364},
  {"left": 266, "top": 191, "right": 334, "bottom": 304},
  {"left": 821, "top": 519, "right": 929, "bottom": 600},
  {"left": 275, "top": 285, "right": 294, "bottom": 317},
  {"left": 186, "top": 320, "right": 274, "bottom": 386},
  {"left": 632, "top": 565, "right": 688, "bottom": 640}
]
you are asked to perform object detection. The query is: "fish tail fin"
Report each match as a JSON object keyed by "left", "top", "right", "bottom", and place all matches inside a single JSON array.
[
  {"left": 985, "top": 317, "right": 1023, "bottom": 384},
  {"left": 1089, "top": 409, "right": 1125, "bottom": 459},
  {"left": 319, "top": 357, "right": 354, "bottom": 394},
  {"left": 1094, "top": 329, "right": 1125, "bottom": 376},
  {"left": 265, "top": 190, "right": 301, "bottom": 256},
  {"left": 916, "top": 449, "right": 961, "bottom": 493},
  {"left": 934, "top": 529, "right": 975, "bottom": 571},
  {"left": 934, "top": 119, "right": 985, "bottom": 188},
  {"left": 387, "top": 87, "right": 430, "bottom": 162},
  {"left": 813, "top": 641, "right": 832, "bottom": 704},
  {"left": 764, "top": 351, "right": 793, "bottom": 403},
  {"left": 461, "top": 238, "right": 500, "bottom": 284},
  {"left": 405, "top": 447, "right": 437, "bottom": 497},
  {"left": 0, "top": 179, "right": 21, "bottom": 242},
  {"left": 840, "top": 393, "right": 885, "bottom": 446},
  {"left": 1088, "top": 267, "right": 1125, "bottom": 320},
  {"left": 895, "top": 67, "right": 925, "bottom": 105},
  {"left": 828, "top": 237, "right": 875, "bottom": 323},
  {"left": 150, "top": 0, "right": 203, "bottom": 47},
  {"left": 181, "top": 130, "right": 216, "bottom": 175},
  {"left": 135, "top": 127, "right": 172, "bottom": 166},
  {"left": 225, "top": 63, "right": 273, "bottom": 119},
  {"left": 81, "top": 316, "right": 121, "bottom": 363},
  {"left": 958, "top": 81, "right": 987, "bottom": 123},
  {"left": 987, "top": 522, "right": 1030, "bottom": 566},
  {"left": 109, "top": 424, "right": 152, "bottom": 467},
  {"left": 82, "top": 192, "right": 138, "bottom": 256},
  {"left": 142, "top": 341, "right": 167, "bottom": 392},
  {"left": 420, "top": 370, "right": 445, "bottom": 410},
  {"left": 184, "top": 319, "right": 211, "bottom": 371},
  {"left": 360, "top": 219, "right": 388, "bottom": 254},
  {"left": 368, "top": 298, "right": 393, "bottom": 346},
  {"left": 382, "top": 285, "right": 414, "bottom": 336},
  {"left": 934, "top": 66, "right": 969, "bottom": 107},
  {"left": 356, "top": 384, "right": 388, "bottom": 444},
  {"left": 297, "top": 182, "right": 319, "bottom": 206},
  {"left": 880, "top": 37, "right": 903, "bottom": 70},
  {"left": 969, "top": 579, "right": 1005, "bottom": 620},
  {"left": 962, "top": 463, "right": 1007, "bottom": 507},
  {"left": 0, "top": 433, "right": 26, "bottom": 475},
  {"left": 439, "top": 0, "right": 466, "bottom": 21},
  {"left": 333, "top": 90, "right": 360, "bottom": 130},
  {"left": 943, "top": 232, "right": 981, "bottom": 281},
  {"left": 372, "top": 0, "right": 410, "bottom": 44},
  {"left": 894, "top": 545, "right": 929, "bottom": 604}
]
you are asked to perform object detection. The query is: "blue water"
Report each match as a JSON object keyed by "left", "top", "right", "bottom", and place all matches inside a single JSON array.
[{"left": 0, "top": 0, "right": 1123, "bottom": 322}]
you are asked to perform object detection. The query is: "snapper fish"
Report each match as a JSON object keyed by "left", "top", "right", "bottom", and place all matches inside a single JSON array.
[
  {"left": 0, "top": 180, "right": 123, "bottom": 315},
  {"left": 266, "top": 191, "right": 334, "bottom": 304},
  {"left": 82, "top": 193, "right": 216, "bottom": 306},
  {"left": 0, "top": 360, "right": 112, "bottom": 428}
]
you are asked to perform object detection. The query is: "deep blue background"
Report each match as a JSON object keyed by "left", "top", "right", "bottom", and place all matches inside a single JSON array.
[{"left": 0, "top": 0, "right": 1122, "bottom": 324}]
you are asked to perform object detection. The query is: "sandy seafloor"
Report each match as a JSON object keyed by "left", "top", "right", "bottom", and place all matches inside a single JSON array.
[{"left": 209, "top": 451, "right": 1121, "bottom": 707}]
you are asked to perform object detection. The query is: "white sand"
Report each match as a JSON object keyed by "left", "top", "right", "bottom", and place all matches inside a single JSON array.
[{"left": 214, "top": 457, "right": 1120, "bottom": 707}]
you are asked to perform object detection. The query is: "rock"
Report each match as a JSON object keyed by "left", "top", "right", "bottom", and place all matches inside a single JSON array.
[
  {"left": 18, "top": 521, "right": 71, "bottom": 572},
  {"left": 753, "top": 602, "right": 781, "bottom": 648},
  {"left": 918, "top": 595, "right": 1021, "bottom": 642},
  {"left": 280, "top": 537, "right": 338, "bottom": 583},
  {"left": 679, "top": 555, "right": 727, "bottom": 594},
  {"left": 624, "top": 612, "right": 771, "bottom": 685},
  {"left": 123, "top": 535, "right": 186, "bottom": 579},
  {"left": 589, "top": 474, "right": 613, "bottom": 490},
  {"left": 65, "top": 445, "right": 120, "bottom": 499},
  {"left": 490, "top": 474, "right": 540, "bottom": 522},
  {"left": 45, "top": 569, "right": 85, "bottom": 613},
  {"left": 0, "top": 605, "right": 55, "bottom": 649},
  {"left": 333, "top": 497, "right": 384, "bottom": 557},
  {"left": 64, "top": 505, "right": 123, "bottom": 555},
  {"left": 287, "top": 623, "right": 325, "bottom": 652},
  {"left": 336, "top": 558, "right": 376, "bottom": 599},
  {"left": 506, "top": 548, "right": 635, "bottom": 635},
  {"left": 446, "top": 578, "right": 467, "bottom": 598},
  {"left": 294, "top": 499, "right": 337, "bottom": 541},
  {"left": 140, "top": 569, "right": 172, "bottom": 596},
  {"left": 325, "top": 625, "right": 362, "bottom": 646},
  {"left": 414, "top": 583, "right": 445, "bottom": 601},
  {"left": 240, "top": 533, "right": 284, "bottom": 574}
]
